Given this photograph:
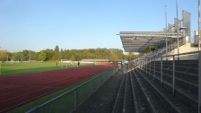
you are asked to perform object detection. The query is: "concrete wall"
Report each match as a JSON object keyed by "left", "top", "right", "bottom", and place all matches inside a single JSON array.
[{"left": 163, "top": 43, "right": 198, "bottom": 60}]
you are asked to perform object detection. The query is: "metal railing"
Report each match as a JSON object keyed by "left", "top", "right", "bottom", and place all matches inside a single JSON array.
[
  {"left": 130, "top": 51, "right": 200, "bottom": 113},
  {"left": 26, "top": 67, "right": 119, "bottom": 113}
]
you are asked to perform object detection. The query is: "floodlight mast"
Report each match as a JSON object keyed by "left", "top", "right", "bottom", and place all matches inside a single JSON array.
[
  {"left": 199, "top": 0, "right": 201, "bottom": 50},
  {"left": 198, "top": 1, "right": 201, "bottom": 113},
  {"left": 176, "top": 0, "right": 179, "bottom": 60},
  {"left": 165, "top": 5, "right": 168, "bottom": 53}
]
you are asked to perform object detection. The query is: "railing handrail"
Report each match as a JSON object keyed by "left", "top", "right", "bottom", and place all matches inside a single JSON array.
[
  {"left": 131, "top": 50, "right": 200, "bottom": 113},
  {"left": 161, "top": 51, "right": 199, "bottom": 58}
]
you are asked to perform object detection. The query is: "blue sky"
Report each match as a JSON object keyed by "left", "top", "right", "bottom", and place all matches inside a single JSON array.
[{"left": 0, "top": 0, "right": 198, "bottom": 52}]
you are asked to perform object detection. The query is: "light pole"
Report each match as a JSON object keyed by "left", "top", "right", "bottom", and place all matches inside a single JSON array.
[
  {"left": 199, "top": 0, "right": 201, "bottom": 50},
  {"left": 165, "top": 5, "right": 168, "bottom": 53},
  {"left": 198, "top": 1, "right": 201, "bottom": 113},
  {"left": 176, "top": 0, "right": 180, "bottom": 60}
]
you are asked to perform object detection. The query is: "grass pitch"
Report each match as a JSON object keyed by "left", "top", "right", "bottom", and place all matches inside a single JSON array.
[{"left": 0, "top": 62, "right": 93, "bottom": 76}]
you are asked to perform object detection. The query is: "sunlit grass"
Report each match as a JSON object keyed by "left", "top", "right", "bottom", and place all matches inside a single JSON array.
[{"left": 0, "top": 62, "right": 93, "bottom": 76}]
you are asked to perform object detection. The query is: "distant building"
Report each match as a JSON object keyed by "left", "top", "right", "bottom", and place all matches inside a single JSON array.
[{"left": 81, "top": 59, "right": 109, "bottom": 64}]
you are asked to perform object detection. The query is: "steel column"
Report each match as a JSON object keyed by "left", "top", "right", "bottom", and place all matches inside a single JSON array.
[
  {"left": 176, "top": 0, "right": 180, "bottom": 60},
  {"left": 153, "top": 57, "right": 156, "bottom": 79},
  {"left": 146, "top": 59, "right": 148, "bottom": 74},
  {"left": 199, "top": 0, "right": 201, "bottom": 50},
  {"left": 161, "top": 57, "right": 163, "bottom": 84},
  {"left": 149, "top": 58, "right": 151, "bottom": 76},
  {"left": 165, "top": 5, "right": 168, "bottom": 53},
  {"left": 198, "top": 51, "right": 201, "bottom": 113},
  {"left": 172, "top": 55, "right": 175, "bottom": 95}
]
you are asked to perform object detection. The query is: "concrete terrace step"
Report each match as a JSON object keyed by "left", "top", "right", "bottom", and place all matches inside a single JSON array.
[
  {"left": 132, "top": 71, "right": 170, "bottom": 113},
  {"left": 122, "top": 73, "right": 135, "bottom": 113},
  {"left": 112, "top": 74, "right": 126, "bottom": 113},
  {"left": 144, "top": 68, "right": 198, "bottom": 93},
  {"left": 145, "top": 60, "right": 198, "bottom": 99},
  {"left": 147, "top": 69, "right": 198, "bottom": 110},
  {"left": 112, "top": 73, "right": 135, "bottom": 113},
  {"left": 136, "top": 68, "right": 197, "bottom": 113},
  {"left": 152, "top": 65, "right": 198, "bottom": 94},
  {"left": 130, "top": 71, "right": 150, "bottom": 113},
  {"left": 154, "top": 61, "right": 198, "bottom": 72},
  {"left": 139, "top": 67, "right": 198, "bottom": 110},
  {"left": 155, "top": 60, "right": 198, "bottom": 66},
  {"left": 153, "top": 66, "right": 198, "bottom": 94}
]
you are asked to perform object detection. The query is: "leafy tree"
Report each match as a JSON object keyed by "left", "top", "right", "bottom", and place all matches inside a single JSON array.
[
  {"left": 70, "top": 55, "right": 76, "bottom": 61},
  {"left": 54, "top": 45, "right": 59, "bottom": 52},
  {"left": 0, "top": 50, "right": 7, "bottom": 61},
  {"left": 29, "top": 51, "right": 38, "bottom": 60},
  {"left": 7, "top": 48, "right": 126, "bottom": 62},
  {"left": 7, "top": 52, "right": 12, "bottom": 61},
  {"left": 43, "top": 49, "right": 54, "bottom": 60},
  {"left": 22, "top": 50, "right": 30, "bottom": 61},
  {"left": 61, "top": 48, "right": 63, "bottom": 53},
  {"left": 12, "top": 52, "right": 23, "bottom": 61},
  {"left": 38, "top": 51, "right": 46, "bottom": 61},
  {"left": 108, "top": 53, "right": 118, "bottom": 61}
]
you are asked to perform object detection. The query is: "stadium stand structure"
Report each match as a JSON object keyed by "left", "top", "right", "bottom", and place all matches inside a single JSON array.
[
  {"left": 112, "top": 10, "right": 201, "bottom": 113},
  {"left": 74, "top": 10, "right": 200, "bottom": 113},
  {"left": 112, "top": 52, "right": 199, "bottom": 113}
]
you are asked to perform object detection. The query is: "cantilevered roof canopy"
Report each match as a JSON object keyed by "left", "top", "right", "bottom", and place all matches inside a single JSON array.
[
  {"left": 118, "top": 11, "right": 190, "bottom": 53},
  {"left": 118, "top": 31, "right": 182, "bottom": 52}
]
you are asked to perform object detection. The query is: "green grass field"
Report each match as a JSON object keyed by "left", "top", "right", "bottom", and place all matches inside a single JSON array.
[{"left": 0, "top": 62, "right": 94, "bottom": 76}]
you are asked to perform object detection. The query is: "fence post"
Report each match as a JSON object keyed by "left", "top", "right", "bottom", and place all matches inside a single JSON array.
[
  {"left": 74, "top": 90, "right": 77, "bottom": 109},
  {"left": 143, "top": 60, "right": 144, "bottom": 71},
  {"left": 144, "top": 60, "right": 146, "bottom": 71},
  {"left": 99, "top": 76, "right": 101, "bottom": 87},
  {"left": 149, "top": 58, "right": 151, "bottom": 76},
  {"left": 172, "top": 55, "right": 175, "bottom": 95},
  {"left": 0, "top": 63, "right": 1, "bottom": 75},
  {"left": 153, "top": 57, "right": 155, "bottom": 80},
  {"left": 146, "top": 59, "right": 148, "bottom": 74},
  {"left": 142, "top": 60, "right": 143, "bottom": 70},
  {"left": 198, "top": 51, "right": 201, "bottom": 113},
  {"left": 90, "top": 81, "right": 93, "bottom": 94},
  {"left": 161, "top": 57, "right": 163, "bottom": 84}
]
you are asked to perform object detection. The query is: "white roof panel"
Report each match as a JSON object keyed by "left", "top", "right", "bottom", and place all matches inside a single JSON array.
[{"left": 118, "top": 31, "right": 182, "bottom": 52}]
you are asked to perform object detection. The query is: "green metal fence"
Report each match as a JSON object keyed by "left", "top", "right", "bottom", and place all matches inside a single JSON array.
[{"left": 26, "top": 67, "right": 119, "bottom": 113}]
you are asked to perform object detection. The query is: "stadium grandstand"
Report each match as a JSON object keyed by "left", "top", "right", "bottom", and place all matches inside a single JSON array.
[{"left": 114, "top": 10, "right": 200, "bottom": 113}]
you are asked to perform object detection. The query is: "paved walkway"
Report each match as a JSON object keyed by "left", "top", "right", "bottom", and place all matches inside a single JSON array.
[{"left": 73, "top": 69, "right": 124, "bottom": 113}]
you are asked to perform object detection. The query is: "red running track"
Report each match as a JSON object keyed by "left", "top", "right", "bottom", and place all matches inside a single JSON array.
[{"left": 0, "top": 64, "right": 117, "bottom": 113}]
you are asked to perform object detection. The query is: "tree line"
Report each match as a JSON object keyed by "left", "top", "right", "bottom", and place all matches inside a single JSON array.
[{"left": 0, "top": 45, "right": 144, "bottom": 62}]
